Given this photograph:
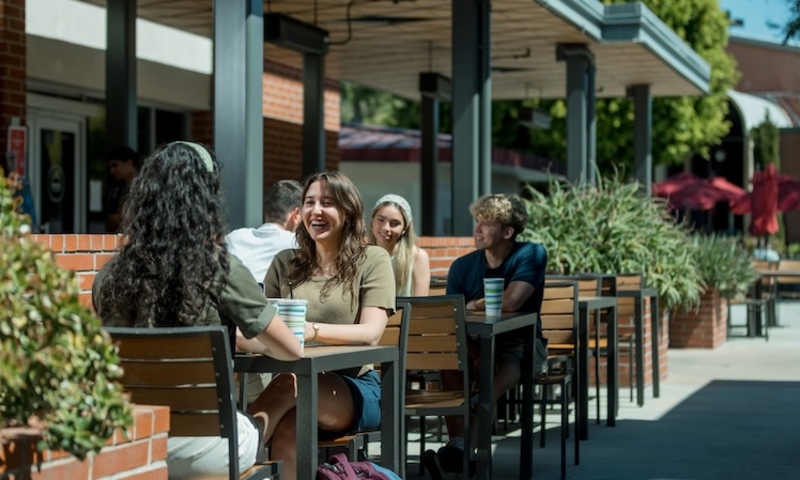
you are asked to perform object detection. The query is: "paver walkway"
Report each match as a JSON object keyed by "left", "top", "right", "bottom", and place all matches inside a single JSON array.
[{"left": 403, "top": 300, "right": 800, "bottom": 479}]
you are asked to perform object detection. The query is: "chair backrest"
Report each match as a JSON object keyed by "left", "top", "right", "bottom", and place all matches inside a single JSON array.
[
  {"left": 105, "top": 326, "right": 243, "bottom": 478},
  {"left": 397, "top": 295, "right": 470, "bottom": 387},
  {"left": 539, "top": 281, "right": 579, "bottom": 351},
  {"left": 775, "top": 259, "right": 800, "bottom": 285},
  {"left": 375, "top": 301, "right": 411, "bottom": 379},
  {"left": 615, "top": 273, "right": 643, "bottom": 291},
  {"left": 547, "top": 275, "right": 600, "bottom": 298}
]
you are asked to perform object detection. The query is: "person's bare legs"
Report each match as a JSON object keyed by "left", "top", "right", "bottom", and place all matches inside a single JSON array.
[{"left": 248, "top": 372, "right": 357, "bottom": 480}]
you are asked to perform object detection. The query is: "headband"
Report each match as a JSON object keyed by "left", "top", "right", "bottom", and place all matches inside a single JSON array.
[
  {"left": 374, "top": 194, "right": 413, "bottom": 226},
  {"left": 172, "top": 141, "right": 214, "bottom": 173}
]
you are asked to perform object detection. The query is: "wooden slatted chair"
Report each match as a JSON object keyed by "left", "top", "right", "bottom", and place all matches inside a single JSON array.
[
  {"left": 105, "top": 326, "right": 281, "bottom": 480},
  {"left": 727, "top": 261, "right": 773, "bottom": 340},
  {"left": 537, "top": 281, "right": 580, "bottom": 480},
  {"left": 318, "top": 301, "right": 411, "bottom": 469},
  {"left": 398, "top": 294, "right": 473, "bottom": 478}
]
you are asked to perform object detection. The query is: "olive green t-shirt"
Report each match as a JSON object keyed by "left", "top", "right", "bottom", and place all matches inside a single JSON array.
[
  {"left": 264, "top": 246, "right": 396, "bottom": 376},
  {"left": 92, "top": 253, "right": 277, "bottom": 340}
]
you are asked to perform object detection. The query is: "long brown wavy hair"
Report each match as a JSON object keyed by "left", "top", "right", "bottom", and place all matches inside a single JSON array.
[
  {"left": 96, "top": 142, "right": 229, "bottom": 327},
  {"left": 287, "top": 171, "right": 367, "bottom": 301}
]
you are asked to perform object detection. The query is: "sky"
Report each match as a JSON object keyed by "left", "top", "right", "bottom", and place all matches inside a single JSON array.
[{"left": 719, "top": 0, "right": 798, "bottom": 45}]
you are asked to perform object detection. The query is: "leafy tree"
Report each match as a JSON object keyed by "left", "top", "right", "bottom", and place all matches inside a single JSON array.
[
  {"left": 751, "top": 114, "right": 780, "bottom": 167},
  {"left": 521, "top": 0, "right": 739, "bottom": 174},
  {"left": 340, "top": 80, "right": 421, "bottom": 128},
  {"left": 778, "top": 0, "right": 800, "bottom": 43}
]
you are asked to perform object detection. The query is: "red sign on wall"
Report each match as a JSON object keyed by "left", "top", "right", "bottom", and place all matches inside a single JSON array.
[{"left": 7, "top": 125, "right": 27, "bottom": 176}]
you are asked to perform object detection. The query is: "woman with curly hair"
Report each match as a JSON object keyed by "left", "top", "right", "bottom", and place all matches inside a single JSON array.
[
  {"left": 369, "top": 193, "right": 430, "bottom": 296},
  {"left": 92, "top": 141, "right": 302, "bottom": 479},
  {"left": 253, "top": 171, "right": 395, "bottom": 480}
]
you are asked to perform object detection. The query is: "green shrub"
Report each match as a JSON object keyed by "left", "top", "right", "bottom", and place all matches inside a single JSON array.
[
  {"left": 0, "top": 173, "right": 132, "bottom": 460},
  {"left": 691, "top": 234, "right": 757, "bottom": 298},
  {"left": 520, "top": 177, "right": 704, "bottom": 310}
]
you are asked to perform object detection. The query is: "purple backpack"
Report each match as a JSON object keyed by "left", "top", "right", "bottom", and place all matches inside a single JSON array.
[{"left": 316, "top": 453, "right": 399, "bottom": 480}]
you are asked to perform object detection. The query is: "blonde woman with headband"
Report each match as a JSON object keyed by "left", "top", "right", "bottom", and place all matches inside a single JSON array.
[
  {"left": 369, "top": 193, "right": 431, "bottom": 296},
  {"left": 92, "top": 141, "right": 302, "bottom": 479}
]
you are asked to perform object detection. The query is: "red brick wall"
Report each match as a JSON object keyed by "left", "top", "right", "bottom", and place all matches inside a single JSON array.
[
  {"left": 191, "top": 60, "right": 341, "bottom": 188},
  {"left": 418, "top": 236, "right": 475, "bottom": 277},
  {"left": 0, "top": 0, "right": 26, "bottom": 156},
  {"left": 30, "top": 234, "right": 122, "bottom": 308},
  {"left": 669, "top": 289, "right": 728, "bottom": 349},
  {"left": 0, "top": 405, "right": 169, "bottom": 480},
  {"left": 727, "top": 40, "right": 800, "bottom": 117}
]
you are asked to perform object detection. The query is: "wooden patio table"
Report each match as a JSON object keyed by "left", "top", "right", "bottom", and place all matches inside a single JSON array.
[{"left": 234, "top": 345, "right": 400, "bottom": 480}]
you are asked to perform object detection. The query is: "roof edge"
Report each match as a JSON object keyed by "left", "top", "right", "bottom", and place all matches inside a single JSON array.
[
  {"left": 535, "top": 0, "right": 605, "bottom": 41},
  {"left": 602, "top": 3, "right": 711, "bottom": 95}
]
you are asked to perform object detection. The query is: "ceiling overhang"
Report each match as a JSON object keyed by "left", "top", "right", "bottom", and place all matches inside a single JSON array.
[{"left": 78, "top": 0, "right": 710, "bottom": 100}]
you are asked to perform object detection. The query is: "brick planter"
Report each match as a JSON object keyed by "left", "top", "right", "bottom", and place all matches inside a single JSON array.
[
  {"left": 669, "top": 288, "right": 728, "bottom": 349},
  {"left": 0, "top": 405, "right": 169, "bottom": 480}
]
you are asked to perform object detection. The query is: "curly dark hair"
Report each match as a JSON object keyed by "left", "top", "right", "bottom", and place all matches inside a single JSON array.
[
  {"left": 96, "top": 141, "right": 229, "bottom": 327},
  {"left": 288, "top": 171, "right": 367, "bottom": 300}
]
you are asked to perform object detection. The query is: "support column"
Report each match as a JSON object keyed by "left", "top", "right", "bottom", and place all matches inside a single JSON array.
[
  {"left": 557, "top": 44, "right": 595, "bottom": 185},
  {"left": 303, "top": 54, "right": 326, "bottom": 176},
  {"left": 587, "top": 63, "right": 597, "bottom": 185},
  {"left": 451, "top": 0, "right": 491, "bottom": 235},
  {"left": 419, "top": 72, "right": 451, "bottom": 236},
  {"left": 105, "top": 0, "right": 137, "bottom": 151},
  {"left": 214, "top": 0, "right": 263, "bottom": 229},
  {"left": 628, "top": 84, "right": 652, "bottom": 195},
  {"left": 478, "top": 0, "right": 492, "bottom": 197}
]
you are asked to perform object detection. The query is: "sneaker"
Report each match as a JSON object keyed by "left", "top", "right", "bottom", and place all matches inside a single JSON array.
[
  {"left": 436, "top": 445, "right": 476, "bottom": 476},
  {"left": 421, "top": 449, "right": 444, "bottom": 480}
]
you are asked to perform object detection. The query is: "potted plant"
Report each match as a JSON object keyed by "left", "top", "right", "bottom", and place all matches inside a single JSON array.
[
  {"left": 0, "top": 172, "right": 132, "bottom": 465},
  {"left": 670, "top": 234, "right": 758, "bottom": 348}
]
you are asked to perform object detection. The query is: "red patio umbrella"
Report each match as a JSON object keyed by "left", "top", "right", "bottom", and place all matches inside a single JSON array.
[
  {"left": 662, "top": 175, "right": 746, "bottom": 210},
  {"left": 731, "top": 171, "right": 800, "bottom": 214},
  {"left": 651, "top": 172, "right": 700, "bottom": 197},
  {"left": 748, "top": 164, "right": 779, "bottom": 237}
]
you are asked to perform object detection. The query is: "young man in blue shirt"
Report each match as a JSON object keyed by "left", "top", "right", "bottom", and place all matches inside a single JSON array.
[{"left": 423, "top": 193, "right": 548, "bottom": 478}]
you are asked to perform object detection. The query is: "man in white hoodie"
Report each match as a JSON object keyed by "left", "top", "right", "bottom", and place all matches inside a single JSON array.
[{"left": 226, "top": 179, "right": 303, "bottom": 283}]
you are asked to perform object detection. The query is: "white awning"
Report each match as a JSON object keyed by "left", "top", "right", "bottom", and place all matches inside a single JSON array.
[{"left": 727, "top": 90, "right": 793, "bottom": 132}]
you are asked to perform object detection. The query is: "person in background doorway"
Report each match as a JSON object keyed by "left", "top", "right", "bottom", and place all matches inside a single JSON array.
[
  {"left": 105, "top": 146, "right": 139, "bottom": 232},
  {"left": 368, "top": 193, "right": 430, "bottom": 296},
  {"left": 226, "top": 179, "right": 303, "bottom": 283}
]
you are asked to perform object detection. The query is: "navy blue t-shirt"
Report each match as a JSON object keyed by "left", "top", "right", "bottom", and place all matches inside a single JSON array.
[{"left": 446, "top": 241, "right": 547, "bottom": 340}]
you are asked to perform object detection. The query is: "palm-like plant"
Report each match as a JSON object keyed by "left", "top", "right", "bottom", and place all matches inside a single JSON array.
[
  {"left": 691, "top": 234, "right": 758, "bottom": 299},
  {"left": 520, "top": 177, "right": 704, "bottom": 310}
]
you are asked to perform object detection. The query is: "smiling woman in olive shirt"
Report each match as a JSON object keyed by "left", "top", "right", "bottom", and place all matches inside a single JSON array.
[{"left": 252, "top": 171, "right": 395, "bottom": 480}]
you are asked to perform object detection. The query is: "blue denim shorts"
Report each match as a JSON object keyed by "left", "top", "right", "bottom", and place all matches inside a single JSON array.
[{"left": 341, "top": 369, "right": 382, "bottom": 433}]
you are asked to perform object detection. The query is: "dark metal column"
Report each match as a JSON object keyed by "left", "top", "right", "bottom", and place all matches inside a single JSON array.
[
  {"left": 303, "top": 54, "right": 326, "bottom": 176},
  {"left": 478, "top": 0, "right": 492, "bottom": 196},
  {"left": 557, "top": 44, "right": 594, "bottom": 185},
  {"left": 628, "top": 84, "right": 652, "bottom": 195},
  {"left": 451, "top": 0, "right": 489, "bottom": 235},
  {"left": 419, "top": 72, "right": 451, "bottom": 236},
  {"left": 105, "top": 0, "right": 137, "bottom": 151},
  {"left": 214, "top": 0, "right": 263, "bottom": 229},
  {"left": 421, "top": 94, "right": 440, "bottom": 236}
]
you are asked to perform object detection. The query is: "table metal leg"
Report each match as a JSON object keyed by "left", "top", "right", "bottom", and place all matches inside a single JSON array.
[
  {"left": 381, "top": 359, "right": 401, "bottom": 477},
  {"left": 520, "top": 325, "right": 534, "bottom": 480},
  {"left": 578, "top": 306, "right": 589, "bottom": 440},
  {"left": 296, "top": 374, "right": 318, "bottom": 480},
  {"left": 650, "top": 298, "right": 660, "bottom": 399},
  {"left": 607, "top": 306, "right": 618, "bottom": 426},
  {"left": 476, "top": 334, "right": 495, "bottom": 480}
]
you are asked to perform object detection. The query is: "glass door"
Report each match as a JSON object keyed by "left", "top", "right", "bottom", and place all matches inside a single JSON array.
[{"left": 28, "top": 114, "right": 86, "bottom": 233}]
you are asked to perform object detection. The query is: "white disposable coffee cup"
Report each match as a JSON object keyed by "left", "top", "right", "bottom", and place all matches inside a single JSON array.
[
  {"left": 270, "top": 298, "right": 308, "bottom": 348},
  {"left": 483, "top": 278, "right": 505, "bottom": 316}
]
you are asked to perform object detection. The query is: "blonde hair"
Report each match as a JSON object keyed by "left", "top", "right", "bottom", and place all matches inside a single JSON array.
[
  {"left": 469, "top": 194, "right": 528, "bottom": 239},
  {"left": 369, "top": 196, "right": 417, "bottom": 294}
]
